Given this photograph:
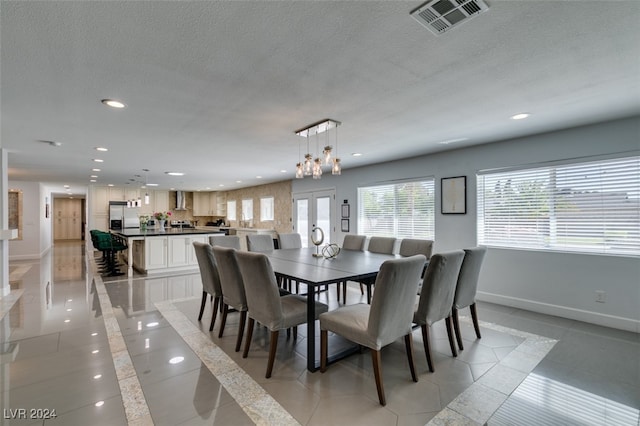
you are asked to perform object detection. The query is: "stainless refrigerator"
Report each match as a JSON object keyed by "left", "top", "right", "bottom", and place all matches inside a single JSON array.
[{"left": 109, "top": 201, "right": 140, "bottom": 229}]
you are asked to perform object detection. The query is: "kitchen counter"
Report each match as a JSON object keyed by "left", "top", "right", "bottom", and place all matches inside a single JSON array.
[
  {"left": 112, "top": 228, "right": 224, "bottom": 276},
  {"left": 114, "top": 227, "right": 224, "bottom": 237}
]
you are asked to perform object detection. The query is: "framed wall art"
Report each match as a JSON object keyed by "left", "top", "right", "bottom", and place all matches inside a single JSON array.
[{"left": 441, "top": 176, "right": 466, "bottom": 214}]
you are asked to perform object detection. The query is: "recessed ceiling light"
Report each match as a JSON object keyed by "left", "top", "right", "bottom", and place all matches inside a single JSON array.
[
  {"left": 352, "top": 153, "right": 363, "bottom": 157},
  {"left": 438, "top": 137, "right": 469, "bottom": 145},
  {"left": 511, "top": 113, "right": 530, "bottom": 120},
  {"left": 165, "top": 172, "right": 184, "bottom": 176},
  {"left": 92, "top": 168, "right": 101, "bottom": 172},
  {"left": 90, "top": 179, "right": 97, "bottom": 183},
  {"left": 93, "top": 159, "right": 104, "bottom": 163},
  {"left": 256, "top": 176, "right": 262, "bottom": 179},
  {"left": 280, "top": 170, "right": 287, "bottom": 173},
  {"left": 219, "top": 184, "right": 224, "bottom": 187},
  {"left": 64, "top": 185, "right": 70, "bottom": 188},
  {"left": 95, "top": 147, "right": 108, "bottom": 152},
  {"left": 101, "top": 99, "right": 126, "bottom": 109},
  {"left": 146, "top": 183, "right": 158, "bottom": 187},
  {"left": 91, "top": 175, "right": 98, "bottom": 178},
  {"left": 236, "top": 180, "right": 242, "bottom": 183},
  {"left": 107, "top": 184, "right": 114, "bottom": 187}
]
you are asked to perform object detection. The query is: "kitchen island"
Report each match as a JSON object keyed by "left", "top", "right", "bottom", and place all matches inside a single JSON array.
[{"left": 113, "top": 228, "right": 224, "bottom": 277}]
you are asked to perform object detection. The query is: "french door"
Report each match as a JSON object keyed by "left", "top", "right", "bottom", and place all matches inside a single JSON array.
[{"left": 292, "top": 190, "right": 336, "bottom": 248}]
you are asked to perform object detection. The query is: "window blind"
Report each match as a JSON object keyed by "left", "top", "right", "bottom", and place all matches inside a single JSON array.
[
  {"left": 357, "top": 179, "right": 435, "bottom": 239},
  {"left": 478, "top": 156, "right": 640, "bottom": 256}
]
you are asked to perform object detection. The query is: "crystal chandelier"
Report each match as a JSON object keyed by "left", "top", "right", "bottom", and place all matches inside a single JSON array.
[{"left": 294, "top": 119, "right": 341, "bottom": 179}]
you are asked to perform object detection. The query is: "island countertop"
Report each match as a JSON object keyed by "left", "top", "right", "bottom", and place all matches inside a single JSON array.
[{"left": 112, "top": 228, "right": 225, "bottom": 237}]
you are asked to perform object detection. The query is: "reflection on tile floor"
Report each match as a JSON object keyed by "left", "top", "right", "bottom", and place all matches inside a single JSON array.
[{"left": 2, "top": 241, "right": 639, "bottom": 425}]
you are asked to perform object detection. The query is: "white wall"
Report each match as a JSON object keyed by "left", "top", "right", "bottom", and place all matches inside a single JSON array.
[
  {"left": 8, "top": 180, "right": 51, "bottom": 260},
  {"left": 293, "top": 116, "right": 640, "bottom": 332}
]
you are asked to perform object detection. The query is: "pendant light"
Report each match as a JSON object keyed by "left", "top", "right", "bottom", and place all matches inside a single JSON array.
[
  {"left": 293, "top": 119, "right": 342, "bottom": 180},
  {"left": 143, "top": 169, "right": 150, "bottom": 204}
]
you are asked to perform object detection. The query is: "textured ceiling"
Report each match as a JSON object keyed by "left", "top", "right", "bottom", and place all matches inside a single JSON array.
[{"left": 2, "top": 1, "right": 639, "bottom": 196}]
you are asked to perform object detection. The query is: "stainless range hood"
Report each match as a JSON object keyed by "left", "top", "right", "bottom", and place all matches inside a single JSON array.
[{"left": 175, "top": 191, "right": 187, "bottom": 210}]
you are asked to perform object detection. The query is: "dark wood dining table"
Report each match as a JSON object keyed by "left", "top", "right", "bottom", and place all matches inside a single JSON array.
[{"left": 265, "top": 247, "right": 400, "bottom": 372}]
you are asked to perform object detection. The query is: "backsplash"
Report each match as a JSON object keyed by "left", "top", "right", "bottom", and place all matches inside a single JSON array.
[{"left": 224, "top": 180, "right": 292, "bottom": 234}]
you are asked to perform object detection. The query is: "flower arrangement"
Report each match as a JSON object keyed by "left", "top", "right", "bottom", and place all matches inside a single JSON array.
[
  {"left": 139, "top": 215, "right": 150, "bottom": 225},
  {"left": 154, "top": 211, "right": 172, "bottom": 221}
]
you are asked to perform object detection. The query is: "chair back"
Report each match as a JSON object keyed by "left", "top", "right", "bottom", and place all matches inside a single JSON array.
[
  {"left": 367, "top": 236, "right": 396, "bottom": 254},
  {"left": 454, "top": 246, "right": 487, "bottom": 309},
  {"left": 246, "top": 234, "right": 275, "bottom": 252},
  {"left": 235, "top": 251, "right": 284, "bottom": 330},
  {"left": 278, "top": 233, "right": 302, "bottom": 249},
  {"left": 415, "top": 250, "right": 465, "bottom": 326},
  {"left": 209, "top": 235, "right": 241, "bottom": 250},
  {"left": 211, "top": 246, "right": 248, "bottom": 310},
  {"left": 193, "top": 242, "right": 222, "bottom": 297},
  {"left": 399, "top": 239, "right": 433, "bottom": 259},
  {"left": 367, "top": 255, "right": 426, "bottom": 349},
  {"left": 342, "top": 234, "right": 366, "bottom": 251}
]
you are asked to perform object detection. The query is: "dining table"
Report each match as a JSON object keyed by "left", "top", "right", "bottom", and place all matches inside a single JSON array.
[{"left": 264, "top": 247, "right": 402, "bottom": 372}]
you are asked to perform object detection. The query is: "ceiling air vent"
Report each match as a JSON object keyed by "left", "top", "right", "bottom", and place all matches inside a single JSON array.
[{"left": 410, "top": 0, "right": 489, "bottom": 36}]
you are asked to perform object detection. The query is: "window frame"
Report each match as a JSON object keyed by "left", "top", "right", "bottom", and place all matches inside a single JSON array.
[
  {"left": 477, "top": 155, "right": 640, "bottom": 257},
  {"left": 226, "top": 200, "right": 237, "bottom": 221},
  {"left": 260, "top": 196, "right": 275, "bottom": 222},
  {"left": 357, "top": 177, "right": 435, "bottom": 239},
  {"left": 241, "top": 198, "right": 253, "bottom": 221}
]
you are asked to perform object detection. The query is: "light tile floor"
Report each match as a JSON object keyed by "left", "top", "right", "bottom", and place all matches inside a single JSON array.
[{"left": 2, "top": 241, "right": 638, "bottom": 425}]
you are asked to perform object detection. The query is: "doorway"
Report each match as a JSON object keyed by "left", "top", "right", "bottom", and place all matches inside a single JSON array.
[{"left": 292, "top": 189, "right": 336, "bottom": 248}]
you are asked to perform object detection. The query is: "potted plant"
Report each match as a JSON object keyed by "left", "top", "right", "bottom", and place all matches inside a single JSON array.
[{"left": 153, "top": 211, "right": 171, "bottom": 229}]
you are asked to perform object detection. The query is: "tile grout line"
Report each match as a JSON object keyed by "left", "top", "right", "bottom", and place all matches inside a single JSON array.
[
  {"left": 91, "top": 261, "right": 154, "bottom": 425},
  {"left": 155, "top": 297, "right": 300, "bottom": 426},
  {"left": 427, "top": 316, "right": 558, "bottom": 425}
]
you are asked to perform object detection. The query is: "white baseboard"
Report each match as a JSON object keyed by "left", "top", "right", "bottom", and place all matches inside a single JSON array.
[
  {"left": 477, "top": 291, "right": 640, "bottom": 334},
  {"left": 9, "top": 246, "right": 51, "bottom": 261}
]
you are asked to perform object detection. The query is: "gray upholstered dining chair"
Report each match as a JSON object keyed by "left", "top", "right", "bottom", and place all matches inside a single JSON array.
[
  {"left": 342, "top": 234, "right": 366, "bottom": 251},
  {"left": 236, "top": 251, "right": 328, "bottom": 378},
  {"left": 399, "top": 239, "right": 433, "bottom": 259},
  {"left": 277, "top": 233, "right": 302, "bottom": 292},
  {"left": 193, "top": 242, "right": 223, "bottom": 331},
  {"left": 209, "top": 235, "right": 241, "bottom": 250},
  {"left": 452, "top": 246, "right": 487, "bottom": 351},
  {"left": 246, "top": 234, "right": 275, "bottom": 252},
  {"left": 413, "top": 250, "right": 465, "bottom": 372},
  {"left": 360, "top": 236, "right": 397, "bottom": 303},
  {"left": 277, "top": 233, "right": 302, "bottom": 249},
  {"left": 320, "top": 255, "right": 426, "bottom": 406},
  {"left": 211, "top": 246, "right": 249, "bottom": 352},
  {"left": 338, "top": 234, "right": 367, "bottom": 303}
]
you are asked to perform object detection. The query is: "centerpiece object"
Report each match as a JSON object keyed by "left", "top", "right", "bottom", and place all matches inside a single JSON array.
[
  {"left": 139, "top": 215, "right": 150, "bottom": 230},
  {"left": 310, "top": 226, "right": 324, "bottom": 257},
  {"left": 154, "top": 211, "right": 171, "bottom": 230}
]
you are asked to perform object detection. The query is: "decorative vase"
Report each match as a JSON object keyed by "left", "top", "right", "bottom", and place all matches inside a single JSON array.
[
  {"left": 158, "top": 219, "right": 166, "bottom": 230},
  {"left": 140, "top": 223, "right": 147, "bottom": 231}
]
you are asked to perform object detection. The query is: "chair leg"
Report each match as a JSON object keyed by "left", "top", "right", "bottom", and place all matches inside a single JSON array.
[
  {"left": 470, "top": 303, "right": 482, "bottom": 339},
  {"left": 198, "top": 291, "right": 207, "bottom": 321},
  {"left": 359, "top": 282, "right": 364, "bottom": 295},
  {"left": 421, "top": 324, "right": 434, "bottom": 372},
  {"left": 209, "top": 296, "right": 220, "bottom": 332},
  {"left": 243, "top": 318, "right": 255, "bottom": 358},
  {"left": 235, "top": 310, "right": 247, "bottom": 352},
  {"left": 342, "top": 281, "right": 347, "bottom": 304},
  {"left": 452, "top": 307, "right": 464, "bottom": 350},
  {"left": 336, "top": 282, "right": 341, "bottom": 301},
  {"left": 293, "top": 325, "right": 298, "bottom": 341},
  {"left": 371, "top": 349, "right": 386, "bottom": 406},
  {"left": 404, "top": 334, "right": 418, "bottom": 383},
  {"left": 366, "top": 284, "right": 372, "bottom": 304},
  {"left": 320, "top": 330, "right": 328, "bottom": 373},
  {"left": 266, "top": 330, "right": 279, "bottom": 378},
  {"left": 218, "top": 303, "right": 228, "bottom": 338},
  {"left": 445, "top": 316, "right": 458, "bottom": 357}
]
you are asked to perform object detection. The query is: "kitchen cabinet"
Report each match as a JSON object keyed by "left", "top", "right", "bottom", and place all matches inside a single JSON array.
[
  {"left": 167, "top": 235, "right": 206, "bottom": 267},
  {"left": 216, "top": 192, "right": 226, "bottom": 215},
  {"left": 53, "top": 198, "right": 82, "bottom": 240},
  {"left": 109, "top": 187, "right": 124, "bottom": 201},
  {"left": 154, "top": 190, "right": 170, "bottom": 212},
  {"left": 193, "top": 192, "right": 217, "bottom": 216},
  {"left": 91, "top": 186, "right": 110, "bottom": 215},
  {"left": 145, "top": 236, "right": 168, "bottom": 270},
  {"left": 124, "top": 188, "right": 139, "bottom": 202}
]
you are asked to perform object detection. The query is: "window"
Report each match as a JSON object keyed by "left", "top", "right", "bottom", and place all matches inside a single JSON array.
[
  {"left": 260, "top": 196, "right": 274, "bottom": 221},
  {"left": 357, "top": 179, "right": 435, "bottom": 238},
  {"left": 478, "top": 156, "right": 640, "bottom": 256},
  {"left": 226, "top": 200, "right": 236, "bottom": 221},
  {"left": 241, "top": 199, "right": 253, "bottom": 221}
]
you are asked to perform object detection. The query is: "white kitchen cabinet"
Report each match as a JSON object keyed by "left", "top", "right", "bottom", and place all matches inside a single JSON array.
[
  {"left": 145, "top": 236, "right": 168, "bottom": 270},
  {"left": 109, "top": 187, "right": 124, "bottom": 201},
  {"left": 168, "top": 235, "right": 206, "bottom": 267},
  {"left": 193, "top": 192, "right": 218, "bottom": 215},
  {"left": 216, "top": 192, "right": 226, "bottom": 215},
  {"left": 154, "top": 190, "right": 170, "bottom": 212},
  {"left": 124, "top": 188, "right": 139, "bottom": 202}
]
